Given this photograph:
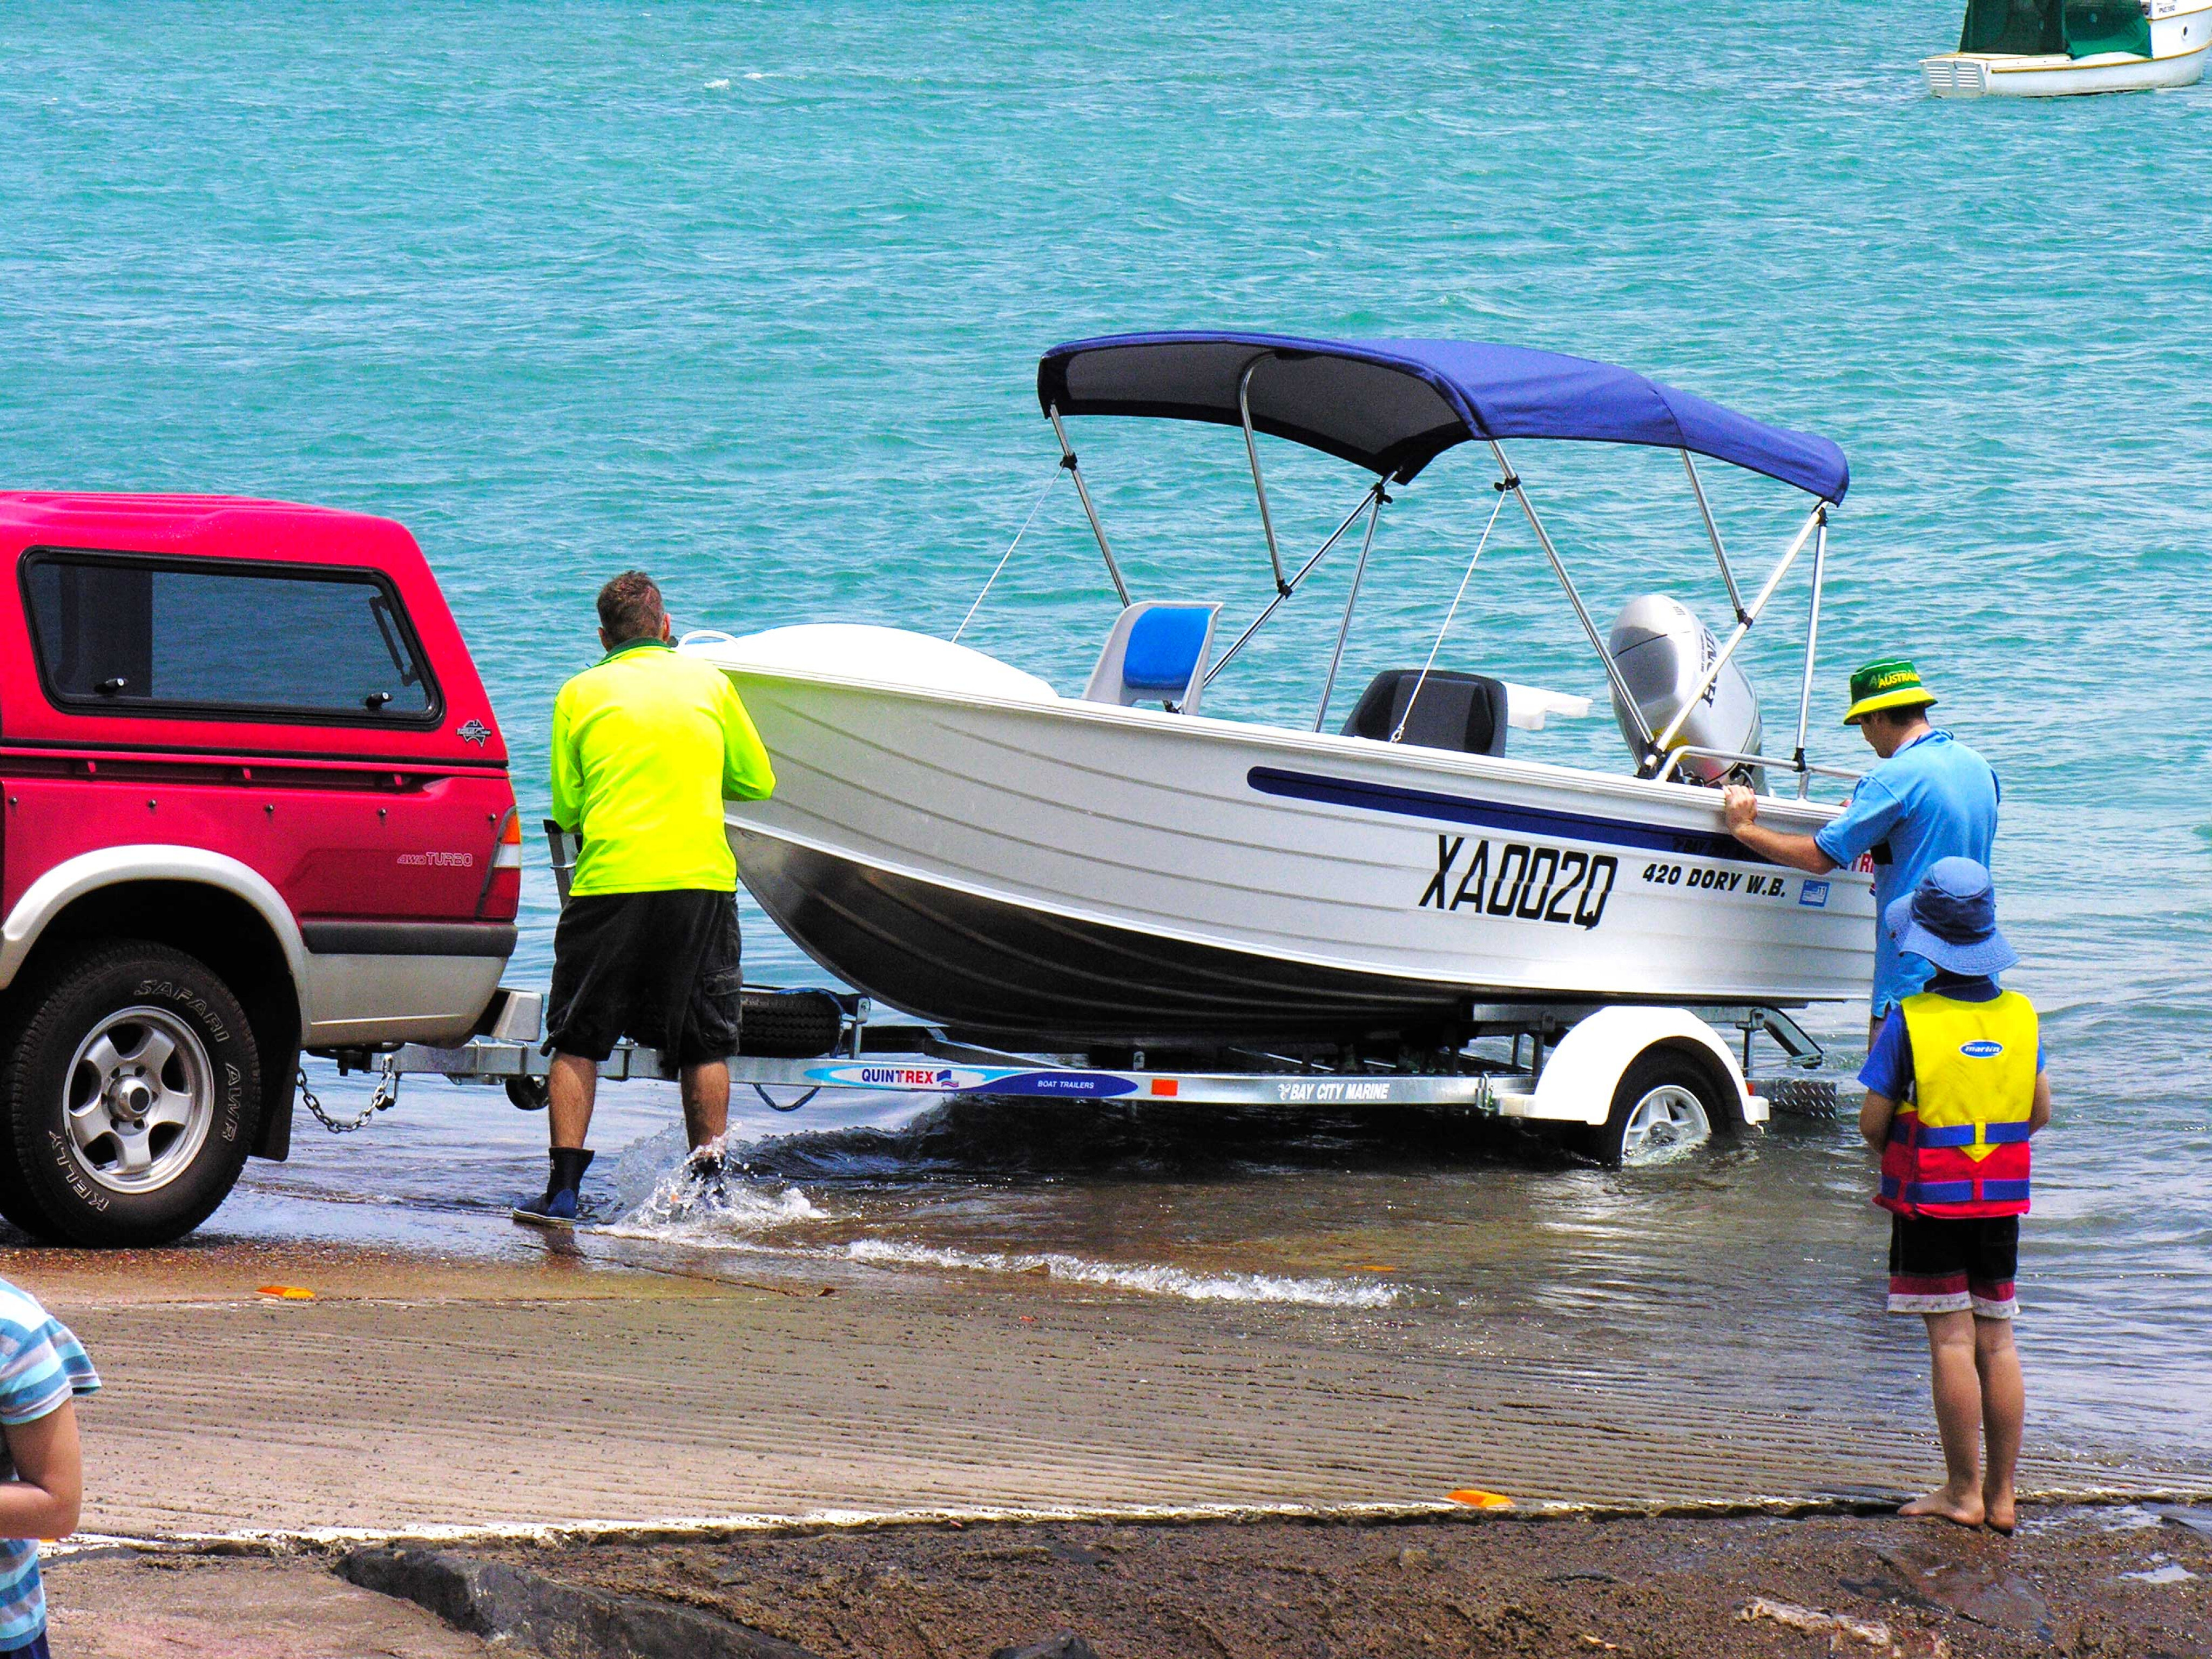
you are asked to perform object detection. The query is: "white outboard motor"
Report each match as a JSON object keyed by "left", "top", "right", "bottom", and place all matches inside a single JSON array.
[{"left": 1607, "top": 595, "right": 1763, "bottom": 787}]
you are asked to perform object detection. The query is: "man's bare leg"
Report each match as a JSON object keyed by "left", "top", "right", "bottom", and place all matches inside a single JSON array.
[
  {"left": 548, "top": 1051, "right": 601, "bottom": 1150},
  {"left": 680, "top": 1060, "right": 730, "bottom": 1154},
  {"left": 1900, "top": 1309, "right": 1987, "bottom": 1526},
  {"left": 1975, "top": 1314, "right": 2025, "bottom": 1533}
]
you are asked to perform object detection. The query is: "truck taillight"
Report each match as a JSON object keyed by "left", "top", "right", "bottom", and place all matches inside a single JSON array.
[{"left": 480, "top": 806, "right": 523, "bottom": 920}]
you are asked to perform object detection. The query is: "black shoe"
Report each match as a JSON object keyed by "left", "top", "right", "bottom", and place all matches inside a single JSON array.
[{"left": 512, "top": 1148, "right": 595, "bottom": 1228}]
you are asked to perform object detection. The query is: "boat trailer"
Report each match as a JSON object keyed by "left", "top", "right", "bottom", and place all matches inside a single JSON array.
[{"left": 332, "top": 980, "right": 1840, "bottom": 1161}]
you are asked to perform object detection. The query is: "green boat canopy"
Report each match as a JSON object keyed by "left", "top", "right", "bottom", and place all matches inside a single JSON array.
[{"left": 1960, "top": 0, "right": 2152, "bottom": 58}]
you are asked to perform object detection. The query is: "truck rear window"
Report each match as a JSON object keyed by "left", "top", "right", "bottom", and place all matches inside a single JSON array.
[{"left": 23, "top": 552, "right": 438, "bottom": 722}]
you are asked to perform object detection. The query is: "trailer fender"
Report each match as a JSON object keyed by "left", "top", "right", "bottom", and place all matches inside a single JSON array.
[{"left": 1527, "top": 1007, "right": 1762, "bottom": 1127}]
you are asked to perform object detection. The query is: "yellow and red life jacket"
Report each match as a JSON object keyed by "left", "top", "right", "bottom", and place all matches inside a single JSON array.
[{"left": 1877, "top": 989, "right": 2037, "bottom": 1219}]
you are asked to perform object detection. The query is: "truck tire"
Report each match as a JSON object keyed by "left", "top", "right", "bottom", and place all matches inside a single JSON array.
[
  {"left": 0, "top": 941, "right": 261, "bottom": 1246},
  {"left": 1579, "top": 1049, "right": 1727, "bottom": 1167}
]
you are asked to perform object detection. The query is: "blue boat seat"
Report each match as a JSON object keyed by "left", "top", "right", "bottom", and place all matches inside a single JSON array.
[
  {"left": 1341, "top": 668, "right": 1508, "bottom": 757},
  {"left": 1083, "top": 602, "right": 1222, "bottom": 714}
]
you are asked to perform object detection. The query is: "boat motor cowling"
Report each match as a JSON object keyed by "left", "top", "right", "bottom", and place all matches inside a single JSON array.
[{"left": 1606, "top": 594, "right": 1763, "bottom": 787}]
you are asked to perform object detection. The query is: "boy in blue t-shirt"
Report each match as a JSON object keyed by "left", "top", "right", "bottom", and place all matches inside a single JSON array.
[{"left": 0, "top": 1277, "right": 99, "bottom": 1658}]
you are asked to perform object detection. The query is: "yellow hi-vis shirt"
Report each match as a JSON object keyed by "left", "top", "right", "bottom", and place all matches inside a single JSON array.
[{"left": 549, "top": 638, "right": 775, "bottom": 896}]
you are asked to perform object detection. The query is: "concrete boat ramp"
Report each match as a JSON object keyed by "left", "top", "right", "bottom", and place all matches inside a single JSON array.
[{"left": 16, "top": 1236, "right": 2202, "bottom": 1541}]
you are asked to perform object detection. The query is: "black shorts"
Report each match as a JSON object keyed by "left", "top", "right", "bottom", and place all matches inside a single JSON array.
[
  {"left": 1887, "top": 1214, "right": 2019, "bottom": 1318},
  {"left": 545, "top": 889, "right": 743, "bottom": 1068}
]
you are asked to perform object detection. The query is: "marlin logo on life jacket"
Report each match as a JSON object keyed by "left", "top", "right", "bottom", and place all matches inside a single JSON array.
[{"left": 1879, "top": 993, "right": 2038, "bottom": 1220}]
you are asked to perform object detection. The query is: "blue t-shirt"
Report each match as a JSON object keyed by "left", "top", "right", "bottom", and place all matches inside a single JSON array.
[
  {"left": 0, "top": 1278, "right": 99, "bottom": 1649},
  {"left": 1858, "top": 975, "right": 2045, "bottom": 1101},
  {"left": 1813, "top": 729, "right": 1999, "bottom": 1017}
]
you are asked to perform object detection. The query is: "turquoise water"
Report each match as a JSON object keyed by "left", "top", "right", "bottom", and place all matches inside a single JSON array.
[{"left": 4, "top": 3, "right": 2208, "bottom": 1473}]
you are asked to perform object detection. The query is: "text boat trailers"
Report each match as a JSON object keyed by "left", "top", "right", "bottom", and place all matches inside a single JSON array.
[
  {"left": 391, "top": 333, "right": 1864, "bottom": 1164},
  {"left": 1924, "top": 0, "right": 2212, "bottom": 96}
]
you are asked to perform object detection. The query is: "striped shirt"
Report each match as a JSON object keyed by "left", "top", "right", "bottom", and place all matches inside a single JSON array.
[{"left": 0, "top": 1279, "right": 99, "bottom": 1649}]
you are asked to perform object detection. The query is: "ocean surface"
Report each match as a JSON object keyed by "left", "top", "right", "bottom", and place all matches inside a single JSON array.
[{"left": 3, "top": 2, "right": 2207, "bottom": 1480}]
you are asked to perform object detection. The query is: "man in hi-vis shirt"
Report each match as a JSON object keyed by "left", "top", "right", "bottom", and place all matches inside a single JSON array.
[{"left": 515, "top": 571, "right": 775, "bottom": 1226}]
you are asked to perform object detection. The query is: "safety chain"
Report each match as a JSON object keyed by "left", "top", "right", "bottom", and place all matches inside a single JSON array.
[{"left": 296, "top": 1058, "right": 402, "bottom": 1134}]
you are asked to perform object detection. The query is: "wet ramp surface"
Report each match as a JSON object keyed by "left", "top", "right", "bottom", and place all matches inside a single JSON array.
[{"left": 45, "top": 1245, "right": 2209, "bottom": 1540}]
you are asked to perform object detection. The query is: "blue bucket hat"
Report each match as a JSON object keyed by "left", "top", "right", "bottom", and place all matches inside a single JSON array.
[{"left": 1883, "top": 857, "right": 2018, "bottom": 978}]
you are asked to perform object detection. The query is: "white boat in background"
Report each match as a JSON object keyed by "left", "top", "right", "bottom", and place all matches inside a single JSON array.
[
  {"left": 1924, "top": 0, "right": 2212, "bottom": 96},
  {"left": 694, "top": 332, "right": 1874, "bottom": 1051}
]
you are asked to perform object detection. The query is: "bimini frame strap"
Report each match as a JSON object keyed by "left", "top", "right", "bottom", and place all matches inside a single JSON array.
[
  {"left": 1313, "top": 482, "right": 1390, "bottom": 731},
  {"left": 1650, "top": 501, "right": 1826, "bottom": 759},
  {"left": 1489, "top": 439, "right": 1657, "bottom": 755},
  {"left": 952, "top": 462, "right": 1065, "bottom": 644},
  {"left": 1392, "top": 480, "right": 1508, "bottom": 743},
  {"left": 1204, "top": 477, "right": 1388, "bottom": 689},
  {"left": 1047, "top": 403, "right": 1130, "bottom": 607}
]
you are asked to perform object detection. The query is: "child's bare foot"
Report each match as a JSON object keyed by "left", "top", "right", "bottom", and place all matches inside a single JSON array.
[
  {"left": 1983, "top": 1489, "right": 2017, "bottom": 1535},
  {"left": 1900, "top": 1485, "right": 1985, "bottom": 1527}
]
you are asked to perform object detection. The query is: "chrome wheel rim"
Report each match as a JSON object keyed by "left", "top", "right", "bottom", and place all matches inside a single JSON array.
[
  {"left": 64, "top": 1007, "right": 215, "bottom": 1194},
  {"left": 1620, "top": 1083, "right": 1711, "bottom": 1163}
]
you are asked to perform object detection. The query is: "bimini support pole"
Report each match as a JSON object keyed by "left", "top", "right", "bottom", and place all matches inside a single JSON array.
[
  {"left": 1791, "top": 505, "right": 1830, "bottom": 799},
  {"left": 1205, "top": 478, "right": 1386, "bottom": 689},
  {"left": 1681, "top": 449, "right": 1748, "bottom": 624},
  {"left": 1652, "top": 501, "right": 1826, "bottom": 759},
  {"left": 1237, "top": 358, "right": 1292, "bottom": 595},
  {"left": 1047, "top": 403, "right": 1130, "bottom": 608},
  {"left": 1313, "top": 478, "right": 1390, "bottom": 731},
  {"left": 1490, "top": 440, "right": 1656, "bottom": 755}
]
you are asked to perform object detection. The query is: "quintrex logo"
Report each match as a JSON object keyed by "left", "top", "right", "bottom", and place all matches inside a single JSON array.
[
  {"left": 1418, "top": 835, "right": 1617, "bottom": 931},
  {"left": 858, "top": 1065, "right": 956, "bottom": 1087}
]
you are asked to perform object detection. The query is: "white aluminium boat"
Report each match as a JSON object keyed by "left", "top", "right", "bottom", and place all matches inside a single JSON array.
[
  {"left": 694, "top": 333, "right": 1874, "bottom": 1050},
  {"left": 1924, "top": 0, "right": 2211, "bottom": 96}
]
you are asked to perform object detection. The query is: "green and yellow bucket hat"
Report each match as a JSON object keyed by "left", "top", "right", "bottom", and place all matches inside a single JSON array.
[{"left": 1843, "top": 658, "right": 1938, "bottom": 727}]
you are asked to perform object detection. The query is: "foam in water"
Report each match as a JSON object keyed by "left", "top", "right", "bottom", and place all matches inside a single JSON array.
[
  {"left": 837, "top": 1238, "right": 1401, "bottom": 1309},
  {"left": 598, "top": 1130, "right": 1397, "bottom": 1309}
]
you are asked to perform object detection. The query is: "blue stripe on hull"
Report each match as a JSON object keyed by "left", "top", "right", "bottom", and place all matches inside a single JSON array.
[{"left": 1246, "top": 766, "right": 1771, "bottom": 864}]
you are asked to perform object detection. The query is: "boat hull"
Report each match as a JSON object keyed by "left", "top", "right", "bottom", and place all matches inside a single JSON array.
[
  {"left": 712, "top": 650, "right": 1876, "bottom": 1044},
  {"left": 737, "top": 833, "right": 1524, "bottom": 1043}
]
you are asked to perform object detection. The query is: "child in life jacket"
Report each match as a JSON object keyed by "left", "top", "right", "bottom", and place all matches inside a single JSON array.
[{"left": 1858, "top": 857, "right": 2049, "bottom": 1536}]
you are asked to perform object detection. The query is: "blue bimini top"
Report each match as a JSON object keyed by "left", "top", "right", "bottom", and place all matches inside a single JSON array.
[{"left": 1037, "top": 332, "right": 1849, "bottom": 502}]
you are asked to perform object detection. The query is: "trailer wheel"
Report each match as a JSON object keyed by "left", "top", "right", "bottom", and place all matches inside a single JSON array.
[
  {"left": 0, "top": 942, "right": 260, "bottom": 1246},
  {"left": 1580, "top": 1050, "right": 1724, "bottom": 1167}
]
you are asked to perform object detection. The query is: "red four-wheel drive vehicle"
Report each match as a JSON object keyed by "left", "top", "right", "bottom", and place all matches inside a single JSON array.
[{"left": 0, "top": 493, "right": 520, "bottom": 1246}]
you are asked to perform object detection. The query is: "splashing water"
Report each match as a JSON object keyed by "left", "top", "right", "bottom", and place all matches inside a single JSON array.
[{"left": 602, "top": 1125, "right": 832, "bottom": 1236}]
